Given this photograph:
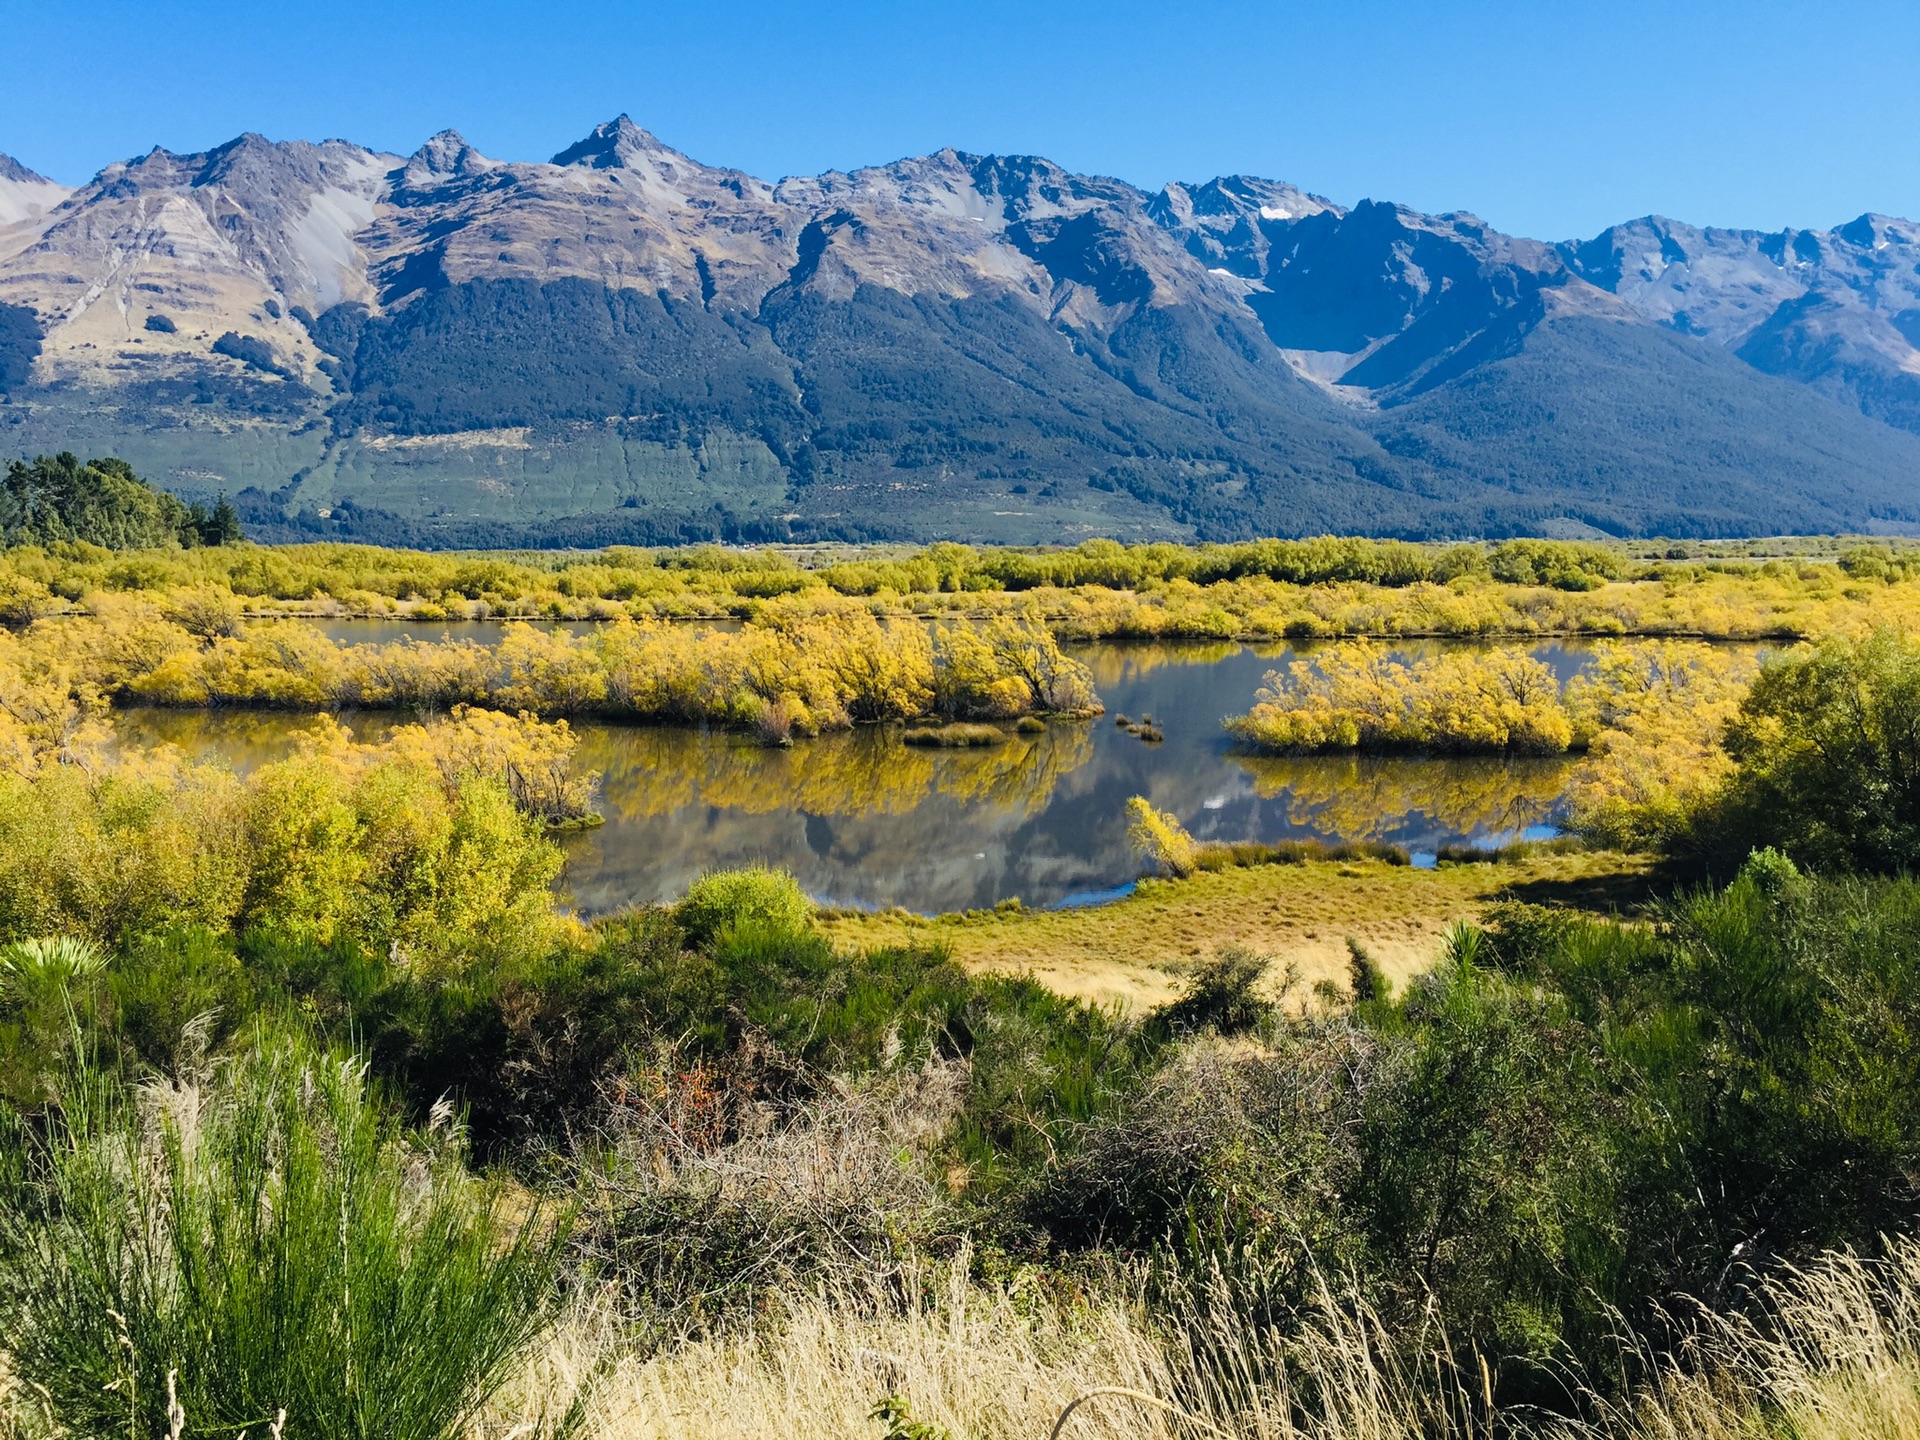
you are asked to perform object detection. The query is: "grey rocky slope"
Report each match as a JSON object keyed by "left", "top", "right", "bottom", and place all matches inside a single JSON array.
[{"left": 0, "top": 119, "right": 1914, "bottom": 543}]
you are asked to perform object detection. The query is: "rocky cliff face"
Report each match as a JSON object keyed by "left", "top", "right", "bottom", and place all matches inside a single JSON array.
[{"left": 0, "top": 119, "right": 1915, "bottom": 544}]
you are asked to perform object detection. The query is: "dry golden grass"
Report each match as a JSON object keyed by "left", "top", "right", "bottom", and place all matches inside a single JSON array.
[
  {"left": 823, "top": 851, "right": 1655, "bottom": 1011},
  {"left": 487, "top": 1238, "right": 1920, "bottom": 1440}
]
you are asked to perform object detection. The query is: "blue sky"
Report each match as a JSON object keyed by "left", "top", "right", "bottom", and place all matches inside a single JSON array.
[{"left": 4, "top": 0, "right": 1915, "bottom": 240}]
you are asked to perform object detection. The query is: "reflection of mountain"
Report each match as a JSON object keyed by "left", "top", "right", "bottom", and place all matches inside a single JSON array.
[
  {"left": 577, "top": 722, "right": 1096, "bottom": 821},
  {"left": 1234, "top": 753, "right": 1572, "bottom": 843}
]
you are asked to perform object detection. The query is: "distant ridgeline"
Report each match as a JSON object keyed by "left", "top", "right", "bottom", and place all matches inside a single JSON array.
[
  {"left": 1, "top": 453, "right": 241, "bottom": 550},
  {"left": 2, "top": 124, "right": 1920, "bottom": 545}
]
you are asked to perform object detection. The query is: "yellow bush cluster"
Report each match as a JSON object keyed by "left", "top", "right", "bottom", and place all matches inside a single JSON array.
[
  {"left": 9, "top": 534, "right": 1920, "bottom": 642},
  {"left": 0, "top": 597, "right": 1094, "bottom": 737},
  {"left": 1225, "top": 644, "right": 1572, "bottom": 754},
  {"left": 1561, "top": 642, "right": 1761, "bottom": 850},
  {"left": 0, "top": 710, "right": 577, "bottom": 955},
  {"left": 1125, "top": 796, "right": 1199, "bottom": 877},
  {"left": 1224, "top": 638, "right": 1766, "bottom": 849}
]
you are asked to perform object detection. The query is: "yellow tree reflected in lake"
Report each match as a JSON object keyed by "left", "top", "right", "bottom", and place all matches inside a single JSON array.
[{"left": 1233, "top": 752, "right": 1574, "bottom": 844}]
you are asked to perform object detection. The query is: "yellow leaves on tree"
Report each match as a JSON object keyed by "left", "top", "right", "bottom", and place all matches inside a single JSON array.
[
  {"left": 1561, "top": 642, "right": 1758, "bottom": 851},
  {"left": 1224, "top": 644, "right": 1571, "bottom": 755},
  {"left": 0, "top": 708, "right": 588, "bottom": 959},
  {"left": 7, "top": 597, "right": 1070, "bottom": 734},
  {"left": 1126, "top": 795, "right": 1198, "bottom": 877}
]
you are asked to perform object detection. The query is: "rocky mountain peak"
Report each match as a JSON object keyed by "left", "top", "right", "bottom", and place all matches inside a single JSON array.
[
  {"left": 0, "top": 153, "right": 50, "bottom": 185},
  {"left": 400, "top": 130, "right": 497, "bottom": 187},
  {"left": 0, "top": 153, "right": 69, "bottom": 232},
  {"left": 551, "top": 114, "right": 680, "bottom": 170}
]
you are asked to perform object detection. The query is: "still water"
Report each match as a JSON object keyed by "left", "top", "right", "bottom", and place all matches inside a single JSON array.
[{"left": 115, "top": 640, "right": 1581, "bottom": 915}]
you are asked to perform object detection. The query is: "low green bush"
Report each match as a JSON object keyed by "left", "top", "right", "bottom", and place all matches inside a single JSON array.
[{"left": 677, "top": 865, "right": 813, "bottom": 946}]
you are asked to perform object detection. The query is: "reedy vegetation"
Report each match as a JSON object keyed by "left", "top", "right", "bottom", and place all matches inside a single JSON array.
[{"left": 0, "top": 1039, "right": 564, "bottom": 1440}]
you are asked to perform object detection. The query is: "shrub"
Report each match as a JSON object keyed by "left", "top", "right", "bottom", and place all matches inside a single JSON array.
[
  {"left": 1713, "top": 629, "right": 1920, "bottom": 872},
  {"left": 109, "top": 926, "right": 253, "bottom": 1073},
  {"left": 1125, "top": 795, "right": 1197, "bottom": 877},
  {"left": 1225, "top": 644, "right": 1572, "bottom": 755},
  {"left": 902, "top": 722, "right": 1005, "bottom": 748},
  {"left": 1163, "top": 947, "right": 1274, "bottom": 1035},
  {"left": 678, "top": 865, "right": 813, "bottom": 947},
  {"left": 0, "top": 1042, "right": 565, "bottom": 1440},
  {"left": 1346, "top": 937, "right": 1389, "bottom": 1002}
]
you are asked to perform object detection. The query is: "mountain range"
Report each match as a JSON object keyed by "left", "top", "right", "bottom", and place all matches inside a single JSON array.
[{"left": 1, "top": 118, "right": 1917, "bottom": 544}]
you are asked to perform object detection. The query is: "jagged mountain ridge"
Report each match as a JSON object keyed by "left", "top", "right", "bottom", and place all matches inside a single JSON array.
[{"left": 0, "top": 121, "right": 1915, "bottom": 544}]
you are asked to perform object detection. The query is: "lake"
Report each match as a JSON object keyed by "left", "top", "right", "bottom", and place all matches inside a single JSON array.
[{"left": 113, "top": 637, "right": 1585, "bottom": 915}]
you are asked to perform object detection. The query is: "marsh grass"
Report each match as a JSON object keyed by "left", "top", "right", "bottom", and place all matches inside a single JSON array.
[
  {"left": 1193, "top": 838, "right": 1411, "bottom": 871},
  {"left": 901, "top": 723, "right": 1008, "bottom": 748},
  {"left": 0, "top": 1041, "right": 567, "bottom": 1440}
]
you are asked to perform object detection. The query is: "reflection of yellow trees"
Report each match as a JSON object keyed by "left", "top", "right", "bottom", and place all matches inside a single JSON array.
[
  {"left": 580, "top": 722, "right": 1096, "bottom": 822},
  {"left": 1235, "top": 753, "right": 1573, "bottom": 842},
  {"left": 1076, "top": 641, "right": 1241, "bottom": 692}
]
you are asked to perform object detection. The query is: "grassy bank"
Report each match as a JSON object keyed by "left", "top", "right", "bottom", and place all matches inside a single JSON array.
[{"left": 824, "top": 848, "right": 1656, "bottom": 1009}]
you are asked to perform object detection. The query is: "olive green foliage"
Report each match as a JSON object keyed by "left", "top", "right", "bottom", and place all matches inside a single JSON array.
[
  {"left": 677, "top": 865, "right": 813, "bottom": 947},
  {"left": 1161, "top": 947, "right": 1274, "bottom": 1035},
  {"left": 0, "top": 1040, "right": 564, "bottom": 1440},
  {"left": 1712, "top": 629, "right": 1920, "bottom": 872},
  {"left": 1, "top": 452, "right": 238, "bottom": 550},
  {"left": 1027, "top": 862, "right": 1920, "bottom": 1393}
]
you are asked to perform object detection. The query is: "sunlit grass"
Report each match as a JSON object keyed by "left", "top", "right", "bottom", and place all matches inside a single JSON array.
[{"left": 823, "top": 851, "right": 1653, "bottom": 1010}]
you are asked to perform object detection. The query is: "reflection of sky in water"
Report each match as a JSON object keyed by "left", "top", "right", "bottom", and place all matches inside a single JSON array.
[{"left": 115, "top": 639, "right": 1585, "bottom": 915}]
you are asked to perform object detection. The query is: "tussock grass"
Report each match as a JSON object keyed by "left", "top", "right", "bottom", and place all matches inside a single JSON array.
[
  {"left": 1193, "top": 837, "right": 1411, "bottom": 871},
  {"left": 901, "top": 722, "right": 1008, "bottom": 748},
  {"left": 1434, "top": 836, "right": 1586, "bottom": 865}
]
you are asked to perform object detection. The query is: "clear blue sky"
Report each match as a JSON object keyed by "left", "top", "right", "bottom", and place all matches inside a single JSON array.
[{"left": 4, "top": 0, "right": 1915, "bottom": 240}]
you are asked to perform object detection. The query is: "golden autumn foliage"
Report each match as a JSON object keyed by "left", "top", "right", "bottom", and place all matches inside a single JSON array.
[
  {"left": 0, "top": 709, "right": 580, "bottom": 956},
  {"left": 1560, "top": 642, "right": 1759, "bottom": 850},
  {"left": 1126, "top": 796, "right": 1199, "bottom": 877},
  {"left": 8, "top": 533, "right": 1920, "bottom": 645},
  {"left": 1225, "top": 644, "right": 1572, "bottom": 754},
  {"left": 1222, "top": 639, "right": 1776, "bottom": 852},
  {"left": 0, "top": 595, "right": 1090, "bottom": 735}
]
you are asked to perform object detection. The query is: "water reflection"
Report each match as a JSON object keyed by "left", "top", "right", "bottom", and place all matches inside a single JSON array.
[
  {"left": 578, "top": 723, "right": 1094, "bottom": 821},
  {"left": 1233, "top": 753, "right": 1571, "bottom": 844},
  {"left": 108, "top": 639, "right": 1586, "bottom": 915}
]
